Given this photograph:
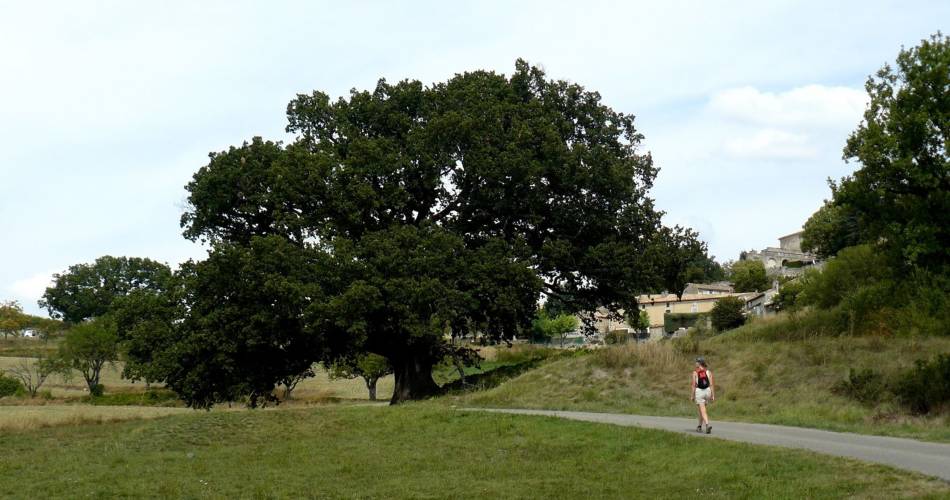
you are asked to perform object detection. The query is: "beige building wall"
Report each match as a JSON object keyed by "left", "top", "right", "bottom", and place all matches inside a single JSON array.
[{"left": 635, "top": 293, "right": 749, "bottom": 328}]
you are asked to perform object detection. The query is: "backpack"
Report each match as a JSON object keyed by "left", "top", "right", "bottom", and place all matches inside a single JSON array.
[{"left": 696, "top": 368, "right": 710, "bottom": 389}]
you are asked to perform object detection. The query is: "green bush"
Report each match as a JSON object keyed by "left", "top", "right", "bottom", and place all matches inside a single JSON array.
[
  {"left": 832, "top": 368, "right": 887, "bottom": 405},
  {"left": 89, "top": 383, "right": 105, "bottom": 397},
  {"left": 895, "top": 354, "right": 950, "bottom": 414},
  {"left": 0, "top": 374, "right": 23, "bottom": 397},
  {"left": 798, "top": 245, "right": 891, "bottom": 309},
  {"left": 773, "top": 279, "right": 805, "bottom": 311},
  {"left": 710, "top": 297, "right": 746, "bottom": 332}
]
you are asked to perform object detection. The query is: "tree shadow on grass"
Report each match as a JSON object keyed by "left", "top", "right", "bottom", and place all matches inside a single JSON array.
[{"left": 440, "top": 358, "right": 548, "bottom": 395}]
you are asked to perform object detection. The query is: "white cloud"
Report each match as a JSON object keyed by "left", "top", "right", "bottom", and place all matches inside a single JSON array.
[
  {"left": 708, "top": 85, "right": 867, "bottom": 128},
  {"left": 724, "top": 128, "right": 817, "bottom": 160},
  {"left": 704, "top": 84, "right": 867, "bottom": 162},
  {"left": 7, "top": 271, "right": 56, "bottom": 309}
]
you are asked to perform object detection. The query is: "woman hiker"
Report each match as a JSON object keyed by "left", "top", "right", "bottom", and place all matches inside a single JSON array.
[{"left": 690, "top": 356, "right": 715, "bottom": 434}]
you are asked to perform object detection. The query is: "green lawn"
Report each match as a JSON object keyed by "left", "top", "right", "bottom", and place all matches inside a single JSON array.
[
  {"left": 457, "top": 335, "right": 950, "bottom": 442},
  {"left": 1, "top": 404, "right": 946, "bottom": 499}
]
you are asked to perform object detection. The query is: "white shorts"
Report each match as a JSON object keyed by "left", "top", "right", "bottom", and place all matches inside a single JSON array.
[{"left": 694, "top": 387, "right": 712, "bottom": 405}]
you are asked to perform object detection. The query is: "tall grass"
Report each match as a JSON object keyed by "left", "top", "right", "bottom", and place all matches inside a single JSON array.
[{"left": 594, "top": 342, "right": 686, "bottom": 376}]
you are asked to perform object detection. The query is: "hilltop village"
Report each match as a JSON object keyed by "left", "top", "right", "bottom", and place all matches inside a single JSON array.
[{"left": 579, "top": 230, "right": 823, "bottom": 343}]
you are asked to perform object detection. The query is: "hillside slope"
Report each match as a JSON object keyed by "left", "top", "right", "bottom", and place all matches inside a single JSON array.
[{"left": 456, "top": 332, "right": 950, "bottom": 442}]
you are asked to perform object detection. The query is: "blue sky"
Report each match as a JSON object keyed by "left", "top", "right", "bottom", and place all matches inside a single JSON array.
[{"left": 1, "top": 1, "right": 945, "bottom": 315}]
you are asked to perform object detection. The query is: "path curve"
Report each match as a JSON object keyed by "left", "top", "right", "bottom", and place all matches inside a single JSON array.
[{"left": 463, "top": 408, "right": 950, "bottom": 481}]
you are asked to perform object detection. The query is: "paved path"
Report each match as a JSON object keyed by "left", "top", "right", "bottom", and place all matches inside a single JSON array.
[{"left": 463, "top": 408, "right": 950, "bottom": 481}]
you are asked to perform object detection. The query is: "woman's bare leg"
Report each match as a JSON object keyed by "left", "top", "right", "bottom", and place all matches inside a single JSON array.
[{"left": 698, "top": 403, "right": 709, "bottom": 426}]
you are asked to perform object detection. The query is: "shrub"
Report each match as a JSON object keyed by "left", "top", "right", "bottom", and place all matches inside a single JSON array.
[
  {"left": 89, "top": 384, "right": 105, "bottom": 397},
  {"left": 710, "top": 297, "right": 746, "bottom": 332},
  {"left": 895, "top": 354, "right": 950, "bottom": 414},
  {"left": 798, "top": 245, "right": 891, "bottom": 309},
  {"left": 0, "top": 374, "right": 23, "bottom": 398},
  {"left": 832, "top": 368, "right": 887, "bottom": 405},
  {"left": 604, "top": 330, "right": 629, "bottom": 345}
]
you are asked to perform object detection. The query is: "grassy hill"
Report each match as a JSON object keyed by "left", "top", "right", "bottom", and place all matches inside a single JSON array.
[
  {"left": 456, "top": 319, "right": 950, "bottom": 442},
  {"left": 2, "top": 404, "right": 947, "bottom": 499}
]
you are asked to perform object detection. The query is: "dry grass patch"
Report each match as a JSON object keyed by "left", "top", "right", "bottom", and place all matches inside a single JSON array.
[{"left": 0, "top": 405, "right": 189, "bottom": 432}]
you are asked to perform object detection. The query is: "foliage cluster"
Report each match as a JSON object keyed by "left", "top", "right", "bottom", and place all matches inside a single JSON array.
[
  {"left": 329, "top": 353, "right": 393, "bottom": 401},
  {"left": 832, "top": 368, "right": 886, "bottom": 405},
  {"left": 0, "top": 374, "right": 23, "bottom": 398},
  {"left": 832, "top": 355, "right": 950, "bottom": 415},
  {"left": 710, "top": 297, "right": 746, "bottom": 332},
  {"left": 531, "top": 307, "right": 579, "bottom": 345},
  {"left": 729, "top": 260, "right": 770, "bottom": 293},
  {"left": 895, "top": 354, "right": 950, "bottom": 415}
]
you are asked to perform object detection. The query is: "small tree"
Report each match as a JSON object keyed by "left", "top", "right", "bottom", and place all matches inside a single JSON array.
[
  {"left": 731, "top": 260, "right": 770, "bottom": 292},
  {"left": 277, "top": 367, "right": 315, "bottom": 401},
  {"left": 532, "top": 308, "right": 579, "bottom": 347},
  {"left": 5, "top": 355, "right": 64, "bottom": 398},
  {"left": 56, "top": 318, "right": 119, "bottom": 395},
  {"left": 329, "top": 354, "right": 393, "bottom": 401},
  {"left": 0, "top": 301, "right": 28, "bottom": 339},
  {"left": 624, "top": 309, "right": 651, "bottom": 342},
  {"left": 710, "top": 297, "right": 746, "bottom": 332}
]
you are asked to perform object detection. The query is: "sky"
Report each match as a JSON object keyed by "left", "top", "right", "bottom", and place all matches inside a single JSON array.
[{"left": 1, "top": 1, "right": 946, "bottom": 316}]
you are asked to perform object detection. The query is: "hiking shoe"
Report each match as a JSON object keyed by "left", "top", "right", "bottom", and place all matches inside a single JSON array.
[
  {"left": 706, "top": 426, "right": 712, "bottom": 434},
  {"left": 696, "top": 425, "right": 703, "bottom": 433}
]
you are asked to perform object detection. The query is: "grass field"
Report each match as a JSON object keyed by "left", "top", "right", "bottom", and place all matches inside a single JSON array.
[
  {"left": 458, "top": 333, "right": 950, "bottom": 442},
  {"left": 0, "top": 337, "right": 58, "bottom": 357},
  {"left": 1, "top": 404, "right": 946, "bottom": 499}
]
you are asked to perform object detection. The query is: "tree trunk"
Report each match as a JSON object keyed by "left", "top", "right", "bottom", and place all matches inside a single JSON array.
[
  {"left": 366, "top": 377, "right": 378, "bottom": 401},
  {"left": 390, "top": 354, "right": 440, "bottom": 405}
]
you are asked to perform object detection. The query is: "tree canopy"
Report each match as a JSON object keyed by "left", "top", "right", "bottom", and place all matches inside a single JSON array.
[
  {"left": 710, "top": 296, "right": 746, "bottom": 332},
  {"left": 829, "top": 33, "right": 949, "bottom": 270},
  {"left": 40, "top": 256, "right": 173, "bottom": 324},
  {"left": 730, "top": 260, "right": 770, "bottom": 293}
]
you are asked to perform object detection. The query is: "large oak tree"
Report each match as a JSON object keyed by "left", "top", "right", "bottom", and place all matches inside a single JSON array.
[{"left": 151, "top": 60, "right": 704, "bottom": 405}]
